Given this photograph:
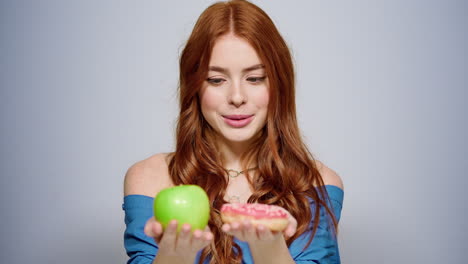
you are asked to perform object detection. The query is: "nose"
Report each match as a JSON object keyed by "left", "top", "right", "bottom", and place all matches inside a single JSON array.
[{"left": 228, "top": 80, "right": 246, "bottom": 107}]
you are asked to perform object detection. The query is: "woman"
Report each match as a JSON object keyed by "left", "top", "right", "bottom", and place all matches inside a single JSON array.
[{"left": 123, "top": 0, "right": 344, "bottom": 263}]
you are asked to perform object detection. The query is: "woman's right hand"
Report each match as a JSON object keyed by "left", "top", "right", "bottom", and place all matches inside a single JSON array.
[{"left": 144, "top": 217, "right": 213, "bottom": 264}]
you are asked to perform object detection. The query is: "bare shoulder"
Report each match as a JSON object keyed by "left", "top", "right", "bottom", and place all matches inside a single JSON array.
[
  {"left": 123, "top": 152, "right": 174, "bottom": 197},
  {"left": 315, "top": 160, "right": 344, "bottom": 190}
]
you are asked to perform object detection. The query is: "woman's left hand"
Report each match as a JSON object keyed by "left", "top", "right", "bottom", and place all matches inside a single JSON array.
[{"left": 221, "top": 208, "right": 297, "bottom": 244}]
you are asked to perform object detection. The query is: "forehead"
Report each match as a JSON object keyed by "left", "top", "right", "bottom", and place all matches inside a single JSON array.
[{"left": 209, "top": 34, "right": 263, "bottom": 69}]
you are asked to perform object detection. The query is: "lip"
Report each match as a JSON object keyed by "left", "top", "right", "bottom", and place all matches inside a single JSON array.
[
  {"left": 222, "top": 115, "right": 254, "bottom": 128},
  {"left": 223, "top": 115, "right": 253, "bottom": 120}
]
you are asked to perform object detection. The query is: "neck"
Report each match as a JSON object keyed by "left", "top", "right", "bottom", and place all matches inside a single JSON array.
[{"left": 216, "top": 136, "right": 256, "bottom": 171}]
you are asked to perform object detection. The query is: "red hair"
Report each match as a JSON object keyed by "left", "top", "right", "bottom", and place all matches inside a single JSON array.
[{"left": 168, "top": 1, "right": 338, "bottom": 263}]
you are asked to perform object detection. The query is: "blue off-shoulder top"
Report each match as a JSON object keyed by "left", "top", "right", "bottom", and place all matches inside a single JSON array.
[{"left": 123, "top": 185, "right": 344, "bottom": 264}]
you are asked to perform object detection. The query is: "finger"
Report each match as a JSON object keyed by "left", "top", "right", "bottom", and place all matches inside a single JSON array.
[
  {"left": 152, "top": 222, "right": 164, "bottom": 243},
  {"left": 190, "top": 229, "right": 203, "bottom": 249},
  {"left": 257, "top": 224, "right": 274, "bottom": 240},
  {"left": 203, "top": 231, "right": 214, "bottom": 242},
  {"left": 230, "top": 221, "right": 241, "bottom": 235},
  {"left": 159, "top": 220, "right": 178, "bottom": 249},
  {"left": 229, "top": 221, "right": 247, "bottom": 241},
  {"left": 221, "top": 223, "right": 231, "bottom": 233},
  {"left": 201, "top": 231, "right": 214, "bottom": 247},
  {"left": 144, "top": 218, "right": 163, "bottom": 238},
  {"left": 144, "top": 218, "right": 156, "bottom": 237},
  {"left": 284, "top": 225, "right": 296, "bottom": 238},
  {"left": 176, "top": 223, "right": 192, "bottom": 249},
  {"left": 221, "top": 223, "right": 237, "bottom": 236},
  {"left": 242, "top": 220, "right": 257, "bottom": 241},
  {"left": 231, "top": 221, "right": 241, "bottom": 232},
  {"left": 284, "top": 217, "right": 298, "bottom": 238},
  {"left": 191, "top": 229, "right": 213, "bottom": 251}
]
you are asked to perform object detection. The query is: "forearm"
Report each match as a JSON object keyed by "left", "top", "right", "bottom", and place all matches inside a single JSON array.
[{"left": 249, "top": 238, "right": 295, "bottom": 264}]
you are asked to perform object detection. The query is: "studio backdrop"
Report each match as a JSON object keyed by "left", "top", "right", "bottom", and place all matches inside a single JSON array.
[{"left": 1, "top": 0, "right": 466, "bottom": 263}]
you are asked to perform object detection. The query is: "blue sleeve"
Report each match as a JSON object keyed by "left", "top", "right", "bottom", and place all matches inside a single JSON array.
[
  {"left": 123, "top": 195, "right": 158, "bottom": 264},
  {"left": 289, "top": 185, "right": 344, "bottom": 264}
]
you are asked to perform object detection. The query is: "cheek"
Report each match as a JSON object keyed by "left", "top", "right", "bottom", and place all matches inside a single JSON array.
[
  {"left": 254, "top": 86, "right": 270, "bottom": 109},
  {"left": 200, "top": 88, "right": 222, "bottom": 113},
  {"left": 259, "top": 93, "right": 269, "bottom": 107}
]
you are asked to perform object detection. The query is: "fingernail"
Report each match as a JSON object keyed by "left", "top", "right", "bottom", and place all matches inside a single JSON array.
[{"left": 193, "top": 230, "right": 202, "bottom": 238}]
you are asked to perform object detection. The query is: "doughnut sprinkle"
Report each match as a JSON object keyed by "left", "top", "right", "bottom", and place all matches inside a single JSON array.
[{"left": 221, "top": 203, "right": 289, "bottom": 231}]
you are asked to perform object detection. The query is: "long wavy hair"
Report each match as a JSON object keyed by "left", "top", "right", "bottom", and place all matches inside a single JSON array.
[{"left": 168, "top": 1, "right": 338, "bottom": 263}]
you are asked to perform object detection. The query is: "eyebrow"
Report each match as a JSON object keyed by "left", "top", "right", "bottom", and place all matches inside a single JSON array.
[{"left": 208, "top": 64, "right": 265, "bottom": 74}]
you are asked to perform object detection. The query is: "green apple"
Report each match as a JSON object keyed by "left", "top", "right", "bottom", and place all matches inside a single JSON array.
[{"left": 153, "top": 184, "right": 210, "bottom": 232}]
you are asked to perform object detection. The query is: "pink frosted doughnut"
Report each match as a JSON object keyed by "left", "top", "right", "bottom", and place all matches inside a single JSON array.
[{"left": 220, "top": 203, "right": 289, "bottom": 231}]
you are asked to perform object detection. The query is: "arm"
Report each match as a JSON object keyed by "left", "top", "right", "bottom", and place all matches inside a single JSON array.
[
  {"left": 123, "top": 154, "right": 212, "bottom": 264},
  {"left": 123, "top": 155, "right": 169, "bottom": 264},
  {"left": 123, "top": 196, "right": 212, "bottom": 264},
  {"left": 221, "top": 211, "right": 298, "bottom": 264},
  {"left": 248, "top": 232, "right": 295, "bottom": 264},
  {"left": 123, "top": 195, "right": 157, "bottom": 264},
  {"left": 222, "top": 212, "right": 342, "bottom": 264},
  {"left": 223, "top": 164, "right": 344, "bottom": 264},
  {"left": 145, "top": 219, "right": 212, "bottom": 264},
  {"left": 289, "top": 186, "right": 344, "bottom": 263}
]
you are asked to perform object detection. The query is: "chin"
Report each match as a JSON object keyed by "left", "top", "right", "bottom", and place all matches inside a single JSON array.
[{"left": 222, "top": 131, "right": 260, "bottom": 144}]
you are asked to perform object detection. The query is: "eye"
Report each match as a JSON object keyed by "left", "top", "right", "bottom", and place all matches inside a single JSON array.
[
  {"left": 206, "top": 78, "right": 225, "bottom": 85},
  {"left": 247, "top": 76, "right": 266, "bottom": 84}
]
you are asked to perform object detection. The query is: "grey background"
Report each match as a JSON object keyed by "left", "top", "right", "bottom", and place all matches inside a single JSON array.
[{"left": 1, "top": 0, "right": 466, "bottom": 263}]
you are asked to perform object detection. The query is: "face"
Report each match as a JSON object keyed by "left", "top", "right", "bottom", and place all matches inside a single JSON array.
[{"left": 199, "top": 34, "right": 269, "bottom": 147}]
